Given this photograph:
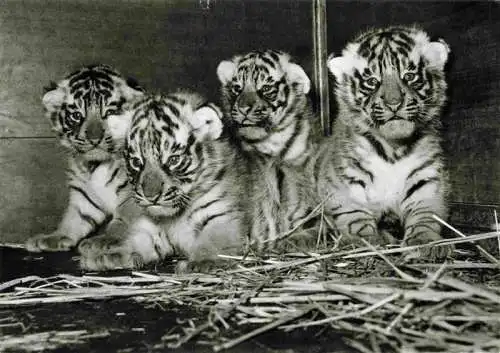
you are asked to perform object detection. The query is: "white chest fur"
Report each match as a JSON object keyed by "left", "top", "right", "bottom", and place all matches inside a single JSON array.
[{"left": 349, "top": 142, "right": 434, "bottom": 212}]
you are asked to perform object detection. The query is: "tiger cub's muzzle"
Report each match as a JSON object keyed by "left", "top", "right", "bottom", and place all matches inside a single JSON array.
[
  {"left": 233, "top": 91, "right": 272, "bottom": 126},
  {"left": 135, "top": 167, "right": 187, "bottom": 217}
]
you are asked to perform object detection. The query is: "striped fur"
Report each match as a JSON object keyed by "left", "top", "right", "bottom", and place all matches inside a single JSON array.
[
  {"left": 25, "top": 64, "right": 144, "bottom": 253},
  {"left": 217, "top": 50, "right": 314, "bottom": 164},
  {"left": 217, "top": 50, "right": 322, "bottom": 250},
  {"left": 78, "top": 92, "right": 253, "bottom": 271},
  {"left": 317, "top": 26, "right": 452, "bottom": 260}
]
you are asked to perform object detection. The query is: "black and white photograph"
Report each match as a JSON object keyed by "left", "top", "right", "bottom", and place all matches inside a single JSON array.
[{"left": 0, "top": 0, "right": 499, "bottom": 352}]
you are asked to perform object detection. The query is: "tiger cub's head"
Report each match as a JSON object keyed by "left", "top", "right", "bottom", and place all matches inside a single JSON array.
[
  {"left": 124, "top": 92, "right": 224, "bottom": 218},
  {"left": 217, "top": 50, "right": 310, "bottom": 143},
  {"left": 328, "top": 26, "right": 450, "bottom": 141},
  {"left": 43, "top": 64, "right": 144, "bottom": 161}
]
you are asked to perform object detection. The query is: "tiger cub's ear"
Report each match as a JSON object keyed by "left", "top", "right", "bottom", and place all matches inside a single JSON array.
[
  {"left": 216, "top": 60, "right": 237, "bottom": 85},
  {"left": 107, "top": 108, "right": 136, "bottom": 143},
  {"left": 422, "top": 39, "right": 450, "bottom": 70},
  {"left": 190, "top": 104, "right": 224, "bottom": 141},
  {"left": 285, "top": 62, "right": 310, "bottom": 94},
  {"left": 42, "top": 85, "right": 66, "bottom": 111},
  {"left": 327, "top": 54, "right": 353, "bottom": 84},
  {"left": 119, "top": 78, "right": 146, "bottom": 101}
]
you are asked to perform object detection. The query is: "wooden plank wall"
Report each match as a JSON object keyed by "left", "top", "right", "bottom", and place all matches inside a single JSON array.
[
  {"left": 0, "top": 0, "right": 498, "bottom": 243},
  {"left": 0, "top": 0, "right": 313, "bottom": 243}
]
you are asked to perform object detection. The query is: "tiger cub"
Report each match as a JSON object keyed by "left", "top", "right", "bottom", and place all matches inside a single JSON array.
[
  {"left": 317, "top": 26, "right": 453, "bottom": 260},
  {"left": 78, "top": 92, "right": 251, "bottom": 271},
  {"left": 25, "top": 65, "right": 144, "bottom": 252},
  {"left": 216, "top": 50, "right": 322, "bottom": 250}
]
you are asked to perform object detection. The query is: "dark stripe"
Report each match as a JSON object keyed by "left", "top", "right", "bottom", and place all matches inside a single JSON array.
[
  {"left": 407, "top": 157, "right": 437, "bottom": 180},
  {"left": 403, "top": 177, "right": 439, "bottom": 202},
  {"left": 331, "top": 209, "right": 369, "bottom": 219},
  {"left": 163, "top": 187, "right": 177, "bottom": 201},
  {"left": 176, "top": 159, "right": 192, "bottom": 176},
  {"left": 348, "top": 158, "right": 374, "bottom": 182},
  {"left": 161, "top": 124, "right": 174, "bottom": 136},
  {"left": 213, "top": 166, "right": 226, "bottom": 182},
  {"left": 191, "top": 198, "right": 221, "bottom": 215},
  {"left": 186, "top": 134, "right": 196, "bottom": 150},
  {"left": 105, "top": 167, "right": 120, "bottom": 186},
  {"left": 163, "top": 101, "right": 180, "bottom": 117},
  {"left": 397, "top": 31, "right": 414, "bottom": 46},
  {"left": 167, "top": 94, "right": 187, "bottom": 105},
  {"left": 349, "top": 220, "right": 376, "bottom": 237},
  {"left": 343, "top": 176, "right": 366, "bottom": 188},
  {"left": 392, "top": 38, "right": 412, "bottom": 53},
  {"left": 116, "top": 180, "right": 129, "bottom": 193},
  {"left": 87, "top": 161, "right": 102, "bottom": 173},
  {"left": 78, "top": 211, "right": 98, "bottom": 229},
  {"left": 152, "top": 103, "right": 179, "bottom": 129},
  {"left": 363, "top": 133, "right": 391, "bottom": 162},
  {"left": 170, "top": 142, "right": 182, "bottom": 153},
  {"left": 196, "top": 212, "right": 228, "bottom": 233},
  {"left": 69, "top": 185, "right": 105, "bottom": 214},
  {"left": 162, "top": 231, "right": 178, "bottom": 255},
  {"left": 259, "top": 55, "right": 276, "bottom": 69},
  {"left": 407, "top": 208, "right": 434, "bottom": 219},
  {"left": 277, "top": 168, "right": 285, "bottom": 204},
  {"left": 154, "top": 242, "right": 163, "bottom": 259},
  {"left": 279, "top": 120, "right": 301, "bottom": 158}
]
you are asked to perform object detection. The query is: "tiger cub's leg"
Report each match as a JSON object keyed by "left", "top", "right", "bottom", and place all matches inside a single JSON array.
[
  {"left": 79, "top": 216, "right": 173, "bottom": 271},
  {"left": 327, "top": 201, "right": 383, "bottom": 248},
  {"left": 174, "top": 214, "right": 246, "bottom": 274},
  {"left": 402, "top": 198, "right": 453, "bottom": 261},
  {"left": 25, "top": 161, "right": 124, "bottom": 252}
]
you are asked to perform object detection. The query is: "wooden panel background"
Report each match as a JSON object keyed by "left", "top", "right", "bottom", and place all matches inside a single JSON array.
[{"left": 0, "top": 0, "right": 498, "bottom": 243}]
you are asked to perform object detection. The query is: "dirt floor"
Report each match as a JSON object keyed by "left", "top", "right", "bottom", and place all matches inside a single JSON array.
[{"left": 0, "top": 246, "right": 353, "bottom": 353}]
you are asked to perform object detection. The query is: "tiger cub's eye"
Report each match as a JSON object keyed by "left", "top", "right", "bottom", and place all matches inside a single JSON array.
[
  {"left": 403, "top": 72, "right": 417, "bottom": 82},
  {"left": 231, "top": 83, "right": 242, "bottom": 95},
  {"left": 365, "top": 77, "right": 379, "bottom": 87},
  {"left": 105, "top": 109, "right": 120, "bottom": 117},
  {"left": 129, "top": 156, "right": 143, "bottom": 171},
  {"left": 166, "top": 155, "right": 182, "bottom": 168},
  {"left": 69, "top": 111, "right": 83, "bottom": 123},
  {"left": 260, "top": 84, "right": 273, "bottom": 93}
]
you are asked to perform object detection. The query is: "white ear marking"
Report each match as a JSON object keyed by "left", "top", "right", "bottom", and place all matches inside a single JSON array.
[
  {"left": 422, "top": 39, "right": 450, "bottom": 70},
  {"left": 216, "top": 60, "right": 237, "bottom": 85},
  {"left": 327, "top": 56, "right": 350, "bottom": 83},
  {"left": 191, "top": 105, "right": 223, "bottom": 141},
  {"left": 120, "top": 82, "right": 145, "bottom": 101},
  {"left": 42, "top": 87, "right": 65, "bottom": 110},
  {"left": 286, "top": 62, "right": 310, "bottom": 94},
  {"left": 107, "top": 110, "right": 135, "bottom": 142}
]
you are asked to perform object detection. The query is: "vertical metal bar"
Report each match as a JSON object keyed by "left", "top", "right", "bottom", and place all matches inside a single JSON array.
[{"left": 312, "top": 0, "right": 331, "bottom": 136}]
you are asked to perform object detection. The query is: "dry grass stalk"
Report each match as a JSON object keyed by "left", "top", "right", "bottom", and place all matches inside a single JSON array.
[
  {"left": 1, "top": 220, "right": 499, "bottom": 352},
  {"left": 0, "top": 330, "right": 110, "bottom": 352},
  {"left": 432, "top": 215, "right": 499, "bottom": 264}
]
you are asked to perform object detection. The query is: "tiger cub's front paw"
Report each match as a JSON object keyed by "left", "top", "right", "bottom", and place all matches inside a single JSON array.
[
  {"left": 175, "top": 259, "right": 231, "bottom": 274},
  {"left": 78, "top": 236, "right": 143, "bottom": 271},
  {"left": 25, "top": 232, "right": 76, "bottom": 252},
  {"left": 276, "top": 228, "right": 322, "bottom": 253},
  {"left": 337, "top": 230, "right": 386, "bottom": 249},
  {"left": 404, "top": 232, "right": 454, "bottom": 261}
]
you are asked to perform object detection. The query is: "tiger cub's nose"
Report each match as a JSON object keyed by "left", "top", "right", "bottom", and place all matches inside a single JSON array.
[
  {"left": 141, "top": 172, "right": 164, "bottom": 202},
  {"left": 86, "top": 121, "right": 104, "bottom": 145}
]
